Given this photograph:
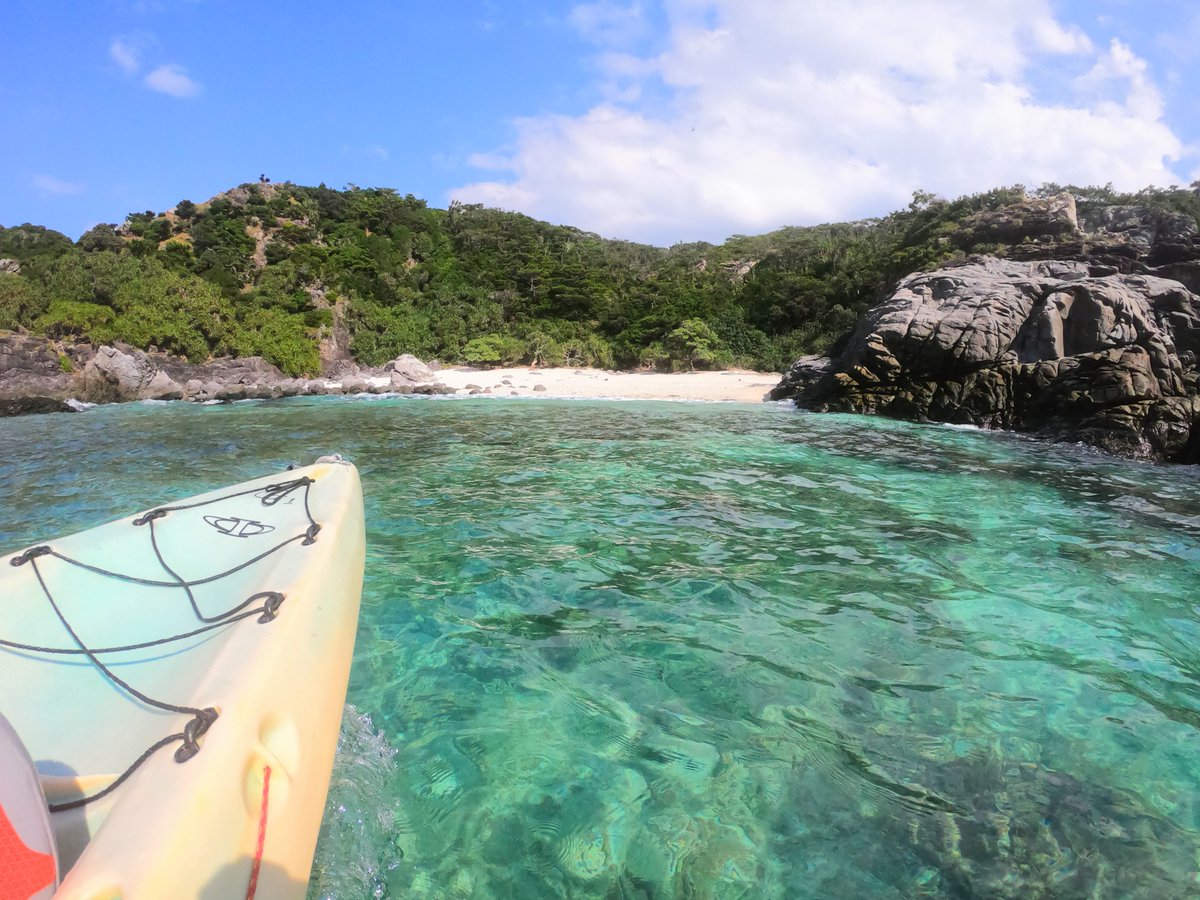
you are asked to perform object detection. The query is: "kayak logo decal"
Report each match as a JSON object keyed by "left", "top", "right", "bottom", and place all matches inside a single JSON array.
[{"left": 202, "top": 515, "right": 275, "bottom": 538}]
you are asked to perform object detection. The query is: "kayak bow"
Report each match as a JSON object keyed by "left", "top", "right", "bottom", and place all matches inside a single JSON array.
[{"left": 0, "top": 460, "right": 365, "bottom": 898}]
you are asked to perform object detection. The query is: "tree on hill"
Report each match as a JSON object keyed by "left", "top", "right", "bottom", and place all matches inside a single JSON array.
[{"left": 4, "top": 179, "right": 1196, "bottom": 374}]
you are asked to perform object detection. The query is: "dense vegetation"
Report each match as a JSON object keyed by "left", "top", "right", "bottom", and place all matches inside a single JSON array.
[{"left": 1, "top": 181, "right": 1197, "bottom": 376}]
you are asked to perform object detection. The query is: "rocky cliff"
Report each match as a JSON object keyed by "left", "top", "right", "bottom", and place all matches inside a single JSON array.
[
  {"left": 772, "top": 257, "right": 1200, "bottom": 461},
  {"left": 951, "top": 193, "right": 1200, "bottom": 272},
  {"left": 771, "top": 192, "right": 1200, "bottom": 462}
]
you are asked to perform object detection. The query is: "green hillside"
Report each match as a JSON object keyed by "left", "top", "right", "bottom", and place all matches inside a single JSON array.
[{"left": 1, "top": 182, "right": 1197, "bottom": 376}]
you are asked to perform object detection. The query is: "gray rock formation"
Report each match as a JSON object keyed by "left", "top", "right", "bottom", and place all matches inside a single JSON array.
[
  {"left": 0, "top": 331, "right": 459, "bottom": 411},
  {"left": 0, "top": 397, "right": 76, "bottom": 416},
  {"left": 768, "top": 355, "right": 831, "bottom": 402},
  {"left": 773, "top": 257, "right": 1200, "bottom": 460},
  {"left": 384, "top": 354, "right": 438, "bottom": 384},
  {"left": 140, "top": 370, "right": 185, "bottom": 401},
  {"left": 955, "top": 193, "right": 1200, "bottom": 273},
  {"left": 0, "top": 333, "right": 76, "bottom": 400},
  {"left": 961, "top": 193, "right": 1079, "bottom": 247},
  {"left": 79, "top": 345, "right": 156, "bottom": 403},
  {"left": 1079, "top": 205, "right": 1200, "bottom": 266}
]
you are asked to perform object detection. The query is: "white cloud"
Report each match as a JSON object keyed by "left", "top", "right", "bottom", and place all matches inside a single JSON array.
[
  {"left": 1075, "top": 39, "right": 1162, "bottom": 118},
  {"left": 33, "top": 175, "right": 86, "bottom": 196},
  {"left": 341, "top": 144, "right": 392, "bottom": 160},
  {"left": 570, "top": 1, "right": 648, "bottom": 46},
  {"left": 453, "top": 0, "right": 1185, "bottom": 244},
  {"left": 110, "top": 38, "right": 141, "bottom": 73},
  {"left": 144, "top": 64, "right": 201, "bottom": 98}
]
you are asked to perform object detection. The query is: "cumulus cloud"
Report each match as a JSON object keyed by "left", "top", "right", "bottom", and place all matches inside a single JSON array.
[
  {"left": 452, "top": 0, "right": 1185, "bottom": 244},
  {"left": 109, "top": 38, "right": 141, "bottom": 73},
  {"left": 33, "top": 175, "right": 86, "bottom": 196},
  {"left": 569, "top": 1, "right": 649, "bottom": 46},
  {"left": 341, "top": 143, "right": 391, "bottom": 160},
  {"left": 144, "top": 64, "right": 201, "bottom": 98}
]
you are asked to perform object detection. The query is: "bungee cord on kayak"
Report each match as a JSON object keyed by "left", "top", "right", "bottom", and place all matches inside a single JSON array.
[{"left": 4, "top": 475, "right": 322, "bottom": 813}]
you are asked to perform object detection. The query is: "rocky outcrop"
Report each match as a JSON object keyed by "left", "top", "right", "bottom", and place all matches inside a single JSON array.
[
  {"left": 0, "top": 397, "right": 76, "bottom": 416},
  {"left": 311, "top": 289, "right": 352, "bottom": 373},
  {"left": 1079, "top": 206, "right": 1200, "bottom": 267},
  {"left": 958, "top": 194, "right": 1200, "bottom": 273},
  {"left": 773, "top": 257, "right": 1200, "bottom": 461},
  {"left": 0, "top": 333, "right": 76, "bottom": 400},
  {"left": 383, "top": 354, "right": 438, "bottom": 383},
  {"left": 0, "top": 334, "right": 458, "bottom": 413},
  {"left": 961, "top": 193, "right": 1079, "bottom": 248},
  {"left": 79, "top": 345, "right": 158, "bottom": 402},
  {"left": 768, "top": 355, "right": 832, "bottom": 402}
]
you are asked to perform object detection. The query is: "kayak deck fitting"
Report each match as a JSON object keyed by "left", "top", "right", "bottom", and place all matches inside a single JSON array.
[{"left": 0, "top": 460, "right": 365, "bottom": 898}]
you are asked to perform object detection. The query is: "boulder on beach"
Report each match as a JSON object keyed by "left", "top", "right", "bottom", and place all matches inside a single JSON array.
[{"left": 384, "top": 354, "right": 438, "bottom": 383}]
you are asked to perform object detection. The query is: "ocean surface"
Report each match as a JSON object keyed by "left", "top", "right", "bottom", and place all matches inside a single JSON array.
[{"left": 2, "top": 396, "right": 1199, "bottom": 898}]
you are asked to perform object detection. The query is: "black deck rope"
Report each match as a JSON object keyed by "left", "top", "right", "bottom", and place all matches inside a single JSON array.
[
  {"left": 148, "top": 518, "right": 262, "bottom": 624},
  {"left": 44, "top": 534, "right": 312, "bottom": 589},
  {"left": 48, "top": 731, "right": 186, "bottom": 813},
  {"left": 3, "top": 473, "right": 321, "bottom": 811},
  {"left": 0, "top": 593, "right": 285, "bottom": 656},
  {"left": 21, "top": 554, "right": 218, "bottom": 757},
  {"left": 36, "top": 477, "right": 319, "bottom": 592}
]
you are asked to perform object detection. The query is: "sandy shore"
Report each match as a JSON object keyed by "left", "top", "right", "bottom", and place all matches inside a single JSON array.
[{"left": 437, "top": 366, "right": 781, "bottom": 403}]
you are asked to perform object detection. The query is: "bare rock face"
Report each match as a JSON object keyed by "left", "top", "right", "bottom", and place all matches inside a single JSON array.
[
  {"left": 962, "top": 193, "right": 1079, "bottom": 247},
  {"left": 767, "top": 355, "right": 833, "bottom": 401},
  {"left": 383, "top": 354, "right": 438, "bottom": 383},
  {"left": 140, "top": 369, "right": 185, "bottom": 401},
  {"left": 79, "top": 346, "right": 156, "bottom": 403},
  {"left": 75, "top": 344, "right": 192, "bottom": 402},
  {"left": 0, "top": 333, "right": 74, "bottom": 399},
  {"left": 0, "top": 333, "right": 449, "bottom": 405},
  {"left": 0, "top": 397, "right": 76, "bottom": 416},
  {"left": 952, "top": 194, "right": 1200, "bottom": 273},
  {"left": 777, "top": 257, "right": 1200, "bottom": 460},
  {"left": 1079, "top": 206, "right": 1200, "bottom": 266},
  {"left": 311, "top": 290, "right": 352, "bottom": 373}
]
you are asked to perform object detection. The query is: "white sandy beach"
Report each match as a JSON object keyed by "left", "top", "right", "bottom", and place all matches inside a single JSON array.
[{"left": 436, "top": 366, "right": 781, "bottom": 403}]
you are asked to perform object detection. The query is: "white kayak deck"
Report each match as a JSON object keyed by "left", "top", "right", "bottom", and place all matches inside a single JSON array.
[{"left": 0, "top": 461, "right": 365, "bottom": 894}]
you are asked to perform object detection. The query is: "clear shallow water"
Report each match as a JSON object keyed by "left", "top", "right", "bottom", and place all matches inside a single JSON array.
[{"left": 2, "top": 397, "right": 1200, "bottom": 898}]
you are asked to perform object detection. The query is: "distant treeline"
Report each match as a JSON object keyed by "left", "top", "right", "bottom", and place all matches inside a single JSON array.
[{"left": 1, "top": 181, "right": 1197, "bottom": 375}]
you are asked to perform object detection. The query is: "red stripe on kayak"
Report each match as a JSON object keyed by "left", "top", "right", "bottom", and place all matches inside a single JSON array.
[
  {"left": 0, "top": 802, "right": 55, "bottom": 899},
  {"left": 245, "top": 765, "right": 272, "bottom": 900}
]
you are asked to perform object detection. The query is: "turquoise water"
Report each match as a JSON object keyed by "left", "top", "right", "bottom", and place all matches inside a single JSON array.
[{"left": 2, "top": 397, "right": 1200, "bottom": 898}]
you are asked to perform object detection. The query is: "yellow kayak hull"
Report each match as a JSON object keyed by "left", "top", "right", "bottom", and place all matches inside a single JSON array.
[{"left": 0, "top": 461, "right": 365, "bottom": 898}]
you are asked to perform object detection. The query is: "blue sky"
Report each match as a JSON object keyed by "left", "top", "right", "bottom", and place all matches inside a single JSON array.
[{"left": 2, "top": 1, "right": 1197, "bottom": 246}]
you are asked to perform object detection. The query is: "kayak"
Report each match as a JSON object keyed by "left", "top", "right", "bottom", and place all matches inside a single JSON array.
[{"left": 0, "top": 459, "right": 365, "bottom": 898}]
